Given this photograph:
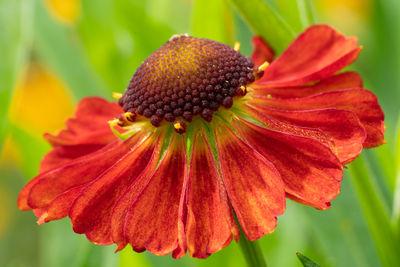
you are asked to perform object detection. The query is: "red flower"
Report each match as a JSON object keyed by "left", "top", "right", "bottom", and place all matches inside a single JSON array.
[{"left": 18, "top": 25, "right": 384, "bottom": 258}]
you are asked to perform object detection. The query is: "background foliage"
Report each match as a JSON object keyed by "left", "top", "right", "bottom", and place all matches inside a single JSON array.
[{"left": 0, "top": 0, "right": 399, "bottom": 266}]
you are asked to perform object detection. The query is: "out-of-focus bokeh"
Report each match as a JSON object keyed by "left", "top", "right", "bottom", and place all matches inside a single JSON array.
[{"left": 0, "top": 0, "right": 399, "bottom": 266}]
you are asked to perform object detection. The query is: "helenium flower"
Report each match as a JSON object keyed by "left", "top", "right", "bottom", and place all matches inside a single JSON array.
[{"left": 18, "top": 25, "right": 384, "bottom": 258}]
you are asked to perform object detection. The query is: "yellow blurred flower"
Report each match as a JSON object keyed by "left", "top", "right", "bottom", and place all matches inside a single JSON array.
[
  {"left": 9, "top": 62, "right": 75, "bottom": 137},
  {"left": 316, "top": 0, "right": 371, "bottom": 34},
  {"left": 2, "top": 62, "right": 74, "bottom": 168},
  {"left": 0, "top": 135, "right": 23, "bottom": 166},
  {"left": 43, "top": 0, "right": 80, "bottom": 25}
]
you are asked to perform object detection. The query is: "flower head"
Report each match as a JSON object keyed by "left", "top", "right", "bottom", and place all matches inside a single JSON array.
[
  {"left": 118, "top": 34, "right": 256, "bottom": 127},
  {"left": 18, "top": 25, "right": 384, "bottom": 258}
]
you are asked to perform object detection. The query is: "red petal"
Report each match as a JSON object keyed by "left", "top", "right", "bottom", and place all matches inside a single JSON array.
[
  {"left": 18, "top": 133, "right": 142, "bottom": 211},
  {"left": 252, "top": 71, "right": 363, "bottom": 98},
  {"left": 110, "top": 148, "right": 162, "bottom": 251},
  {"left": 37, "top": 185, "right": 85, "bottom": 224},
  {"left": 256, "top": 25, "right": 360, "bottom": 86},
  {"left": 124, "top": 134, "right": 187, "bottom": 257},
  {"left": 362, "top": 120, "right": 386, "bottom": 148},
  {"left": 44, "top": 97, "right": 122, "bottom": 147},
  {"left": 215, "top": 123, "right": 285, "bottom": 240},
  {"left": 186, "top": 131, "right": 239, "bottom": 258},
  {"left": 232, "top": 116, "right": 343, "bottom": 209},
  {"left": 247, "top": 104, "right": 366, "bottom": 163},
  {"left": 69, "top": 133, "right": 162, "bottom": 245},
  {"left": 39, "top": 97, "right": 123, "bottom": 173},
  {"left": 33, "top": 208, "right": 46, "bottom": 220},
  {"left": 39, "top": 144, "right": 105, "bottom": 173},
  {"left": 251, "top": 36, "right": 275, "bottom": 66},
  {"left": 245, "top": 105, "right": 336, "bottom": 151},
  {"left": 252, "top": 88, "right": 385, "bottom": 148}
]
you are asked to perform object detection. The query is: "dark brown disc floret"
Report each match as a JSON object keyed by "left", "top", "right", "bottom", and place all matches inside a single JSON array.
[{"left": 118, "top": 34, "right": 256, "bottom": 128}]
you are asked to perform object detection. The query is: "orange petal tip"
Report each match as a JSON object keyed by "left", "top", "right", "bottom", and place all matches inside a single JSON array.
[{"left": 37, "top": 212, "right": 48, "bottom": 225}]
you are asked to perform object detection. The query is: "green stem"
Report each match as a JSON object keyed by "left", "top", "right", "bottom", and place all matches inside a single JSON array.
[
  {"left": 238, "top": 236, "right": 267, "bottom": 267},
  {"left": 228, "top": 0, "right": 296, "bottom": 54}
]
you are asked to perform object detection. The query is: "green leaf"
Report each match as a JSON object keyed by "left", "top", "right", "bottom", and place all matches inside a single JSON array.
[
  {"left": 271, "top": 0, "right": 315, "bottom": 32},
  {"left": 192, "top": 0, "right": 235, "bottom": 44},
  {"left": 33, "top": 0, "right": 110, "bottom": 99},
  {"left": 374, "top": 145, "right": 397, "bottom": 191},
  {"left": 350, "top": 156, "right": 400, "bottom": 267},
  {"left": 0, "top": 0, "right": 33, "bottom": 151},
  {"left": 228, "top": 0, "right": 296, "bottom": 53},
  {"left": 296, "top": 176, "right": 378, "bottom": 267},
  {"left": 296, "top": 0, "right": 316, "bottom": 28},
  {"left": 396, "top": 114, "right": 400, "bottom": 179},
  {"left": 393, "top": 114, "right": 400, "bottom": 232},
  {"left": 296, "top": 252, "right": 321, "bottom": 267}
]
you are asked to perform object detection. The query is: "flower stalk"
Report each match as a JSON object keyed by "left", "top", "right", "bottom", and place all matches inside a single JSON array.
[{"left": 238, "top": 235, "right": 267, "bottom": 267}]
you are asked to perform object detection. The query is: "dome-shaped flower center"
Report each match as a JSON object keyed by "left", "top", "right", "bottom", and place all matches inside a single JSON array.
[{"left": 118, "top": 34, "right": 256, "bottom": 131}]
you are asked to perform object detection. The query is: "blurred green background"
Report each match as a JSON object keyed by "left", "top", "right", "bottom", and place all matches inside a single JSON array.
[{"left": 0, "top": 0, "right": 399, "bottom": 266}]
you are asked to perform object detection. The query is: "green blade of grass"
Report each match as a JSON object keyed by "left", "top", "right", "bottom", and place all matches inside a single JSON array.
[
  {"left": 33, "top": 0, "right": 110, "bottom": 99},
  {"left": 393, "top": 114, "right": 400, "bottom": 232},
  {"left": 296, "top": 0, "right": 316, "bottom": 27},
  {"left": 375, "top": 145, "right": 397, "bottom": 192},
  {"left": 192, "top": 0, "right": 235, "bottom": 44},
  {"left": 350, "top": 156, "right": 400, "bottom": 267},
  {"left": 228, "top": 0, "right": 296, "bottom": 53},
  {"left": 272, "top": 0, "right": 315, "bottom": 32},
  {"left": 297, "top": 175, "right": 379, "bottom": 267},
  {"left": 0, "top": 0, "right": 33, "bottom": 151}
]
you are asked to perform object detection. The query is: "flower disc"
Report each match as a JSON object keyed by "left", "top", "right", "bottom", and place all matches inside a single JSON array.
[{"left": 119, "top": 34, "right": 256, "bottom": 126}]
